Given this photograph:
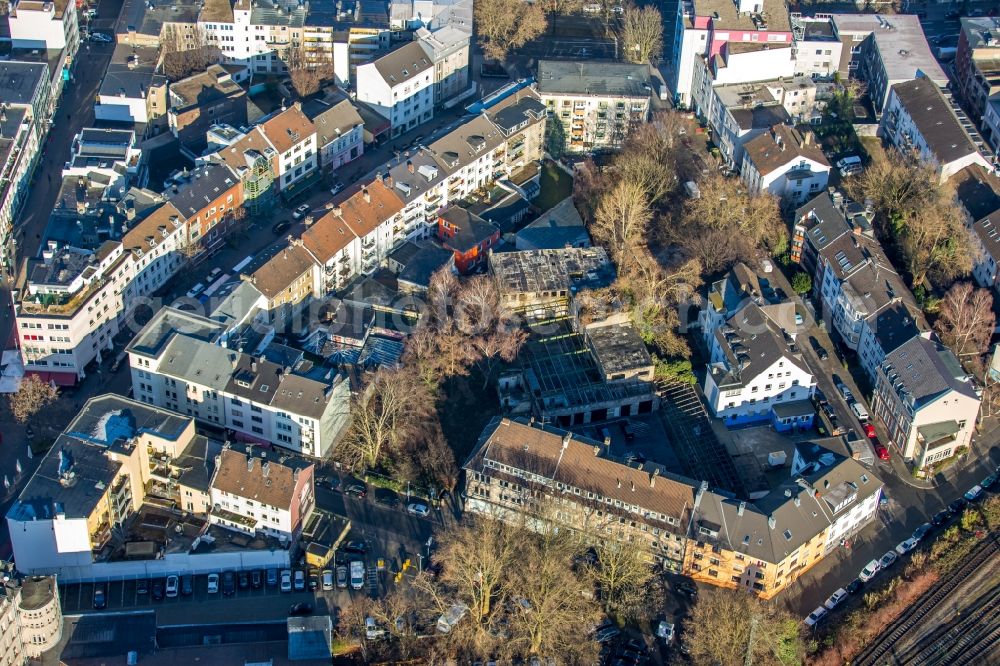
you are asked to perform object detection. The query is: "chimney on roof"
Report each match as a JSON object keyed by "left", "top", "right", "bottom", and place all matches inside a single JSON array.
[
  {"left": 332, "top": 205, "right": 342, "bottom": 217},
  {"left": 561, "top": 432, "right": 571, "bottom": 449},
  {"left": 737, "top": 501, "right": 746, "bottom": 516},
  {"left": 247, "top": 456, "right": 254, "bottom": 472},
  {"left": 593, "top": 445, "right": 601, "bottom": 456},
  {"left": 767, "top": 515, "right": 776, "bottom": 529},
  {"left": 407, "top": 160, "right": 414, "bottom": 174},
  {"left": 363, "top": 188, "right": 371, "bottom": 203},
  {"left": 251, "top": 360, "right": 257, "bottom": 372},
  {"left": 617, "top": 479, "right": 622, "bottom": 489},
  {"left": 649, "top": 468, "right": 659, "bottom": 488},
  {"left": 603, "top": 435, "right": 611, "bottom": 447},
  {"left": 262, "top": 461, "right": 270, "bottom": 477}
]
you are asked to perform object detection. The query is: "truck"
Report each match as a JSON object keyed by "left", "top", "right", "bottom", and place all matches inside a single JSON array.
[
  {"left": 437, "top": 603, "right": 470, "bottom": 634},
  {"left": 349, "top": 560, "right": 365, "bottom": 590}
]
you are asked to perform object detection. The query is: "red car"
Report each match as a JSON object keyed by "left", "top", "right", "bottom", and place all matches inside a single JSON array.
[
  {"left": 863, "top": 423, "right": 876, "bottom": 439},
  {"left": 873, "top": 438, "right": 890, "bottom": 461}
]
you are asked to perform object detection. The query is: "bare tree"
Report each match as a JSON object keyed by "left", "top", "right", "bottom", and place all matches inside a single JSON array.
[
  {"left": 286, "top": 44, "right": 334, "bottom": 97},
  {"left": 934, "top": 282, "right": 995, "bottom": 359},
  {"left": 9, "top": 374, "right": 59, "bottom": 424},
  {"left": 586, "top": 539, "right": 660, "bottom": 624},
  {"left": 160, "top": 25, "right": 221, "bottom": 81},
  {"left": 592, "top": 179, "right": 652, "bottom": 275},
  {"left": 619, "top": 5, "right": 663, "bottom": 64},
  {"left": 474, "top": 0, "right": 546, "bottom": 63},
  {"left": 684, "top": 587, "right": 805, "bottom": 666},
  {"left": 335, "top": 367, "right": 433, "bottom": 470}
]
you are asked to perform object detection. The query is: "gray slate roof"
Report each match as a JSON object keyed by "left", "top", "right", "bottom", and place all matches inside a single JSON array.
[
  {"left": 882, "top": 336, "right": 978, "bottom": 410},
  {"left": 536, "top": 60, "right": 651, "bottom": 97}
]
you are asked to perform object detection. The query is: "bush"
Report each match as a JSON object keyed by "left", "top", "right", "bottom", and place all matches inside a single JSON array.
[{"left": 791, "top": 271, "right": 812, "bottom": 295}]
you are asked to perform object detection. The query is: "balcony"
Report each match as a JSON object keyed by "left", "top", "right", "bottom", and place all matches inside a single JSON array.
[{"left": 90, "top": 523, "right": 112, "bottom": 550}]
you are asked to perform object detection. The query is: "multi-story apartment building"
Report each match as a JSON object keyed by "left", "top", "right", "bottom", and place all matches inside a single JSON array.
[
  {"left": 536, "top": 60, "right": 651, "bottom": 153},
  {"left": 954, "top": 17, "right": 1000, "bottom": 126},
  {"left": 790, "top": 14, "right": 842, "bottom": 79},
  {"left": 14, "top": 241, "right": 133, "bottom": 382},
  {"left": 209, "top": 126, "right": 279, "bottom": 214},
  {"left": 698, "top": 261, "right": 795, "bottom": 347},
  {"left": 686, "top": 446, "right": 881, "bottom": 599},
  {"left": 970, "top": 208, "right": 1000, "bottom": 294},
  {"left": 166, "top": 161, "right": 244, "bottom": 254},
  {"left": 416, "top": 25, "right": 471, "bottom": 105},
  {"left": 209, "top": 444, "right": 315, "bottom": 541},
  {"left": 985, "top": 97, "right": 1000, "bottom": 155},
  {"left": 829, "top": 13, "right": 946, "bottom": 116},
  {"left": 663, "top": 0, "right": 793, "bottom": 108},
  {"left": 871, "top": 336, "right": 981, "bottom": 468},
  {"left": 62, "top": 128, "right": 145, "bottom": 193},
  {"left": 119, "top": 202, "right": 189, "bottom": 301},
  {"left": 704, "top": 301, "right": 815, "bottom": 427},
  {"left": 0, "top": 571, "right": 62, "bottom": 665},
  {"left": 167, "top": 64, "right": 248, "bottom": 153},
  {"left": 0, "top": 61, "right": 53, "bottom": 277},
  {"left": 740, "top": 125, "right": 830, "bottom": 203},
  {"left": 303, "top": 98, "right": 365, "bottom": 174},
  {"left": 8, "top": 0, "right": 79, "bottom": 52},
  {"left": 246, "top": 242, "right": 320, "bottom": 319},
  {"left": 5, "top": 393, "right": 293, "bottom": 580},
  {"left": 128, "top": 306, "right": 351, "bottom": 457},
  {"left": 95, "top": 45, "right": 169, "bottom": 130},
  {"left": 437, "top": 206, "right": 500, "bottom": 274},
  {"left": 463, "top": 417, "right": 696, "bottom": 572},
  {"left": 463, "top": 417, "right": 883, "bottom": 598},
  {"left": 879, "top": 77, "right": 993, "bottom": 184},
  {"left": 694, "top": 75, "right": 817, "bottom": 168},
  {"left": 258, "top": 103, "right": 319, "bottom": 193},
  {"left": 301, "top": 207, "right": 362, "bottom": 293},
  {"left": 356, "top": 40, "right": 435, "bottom": 138}
]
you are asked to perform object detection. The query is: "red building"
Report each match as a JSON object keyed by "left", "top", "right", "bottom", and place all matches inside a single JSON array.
[{"left": 437, "top": 206, "right": 501, "bottom": 274}]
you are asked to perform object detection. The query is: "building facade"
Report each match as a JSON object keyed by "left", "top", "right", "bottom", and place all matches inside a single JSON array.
[
  {"left": 0, "top": 572, "right": 63, "bottom": 664},
  {"left": 740, "top": 125, "right": 830, "bottom": 203},
  {"left": 356, "top": 41, "right": 435, "bottom": 138}
]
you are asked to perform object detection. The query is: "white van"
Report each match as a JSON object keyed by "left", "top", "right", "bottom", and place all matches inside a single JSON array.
[
  {"left": 836, "top": 155, "right": 862, "bottom": 177},
  {"left": 851, "top": 401, "right": 869, "bottom": 422},
  {"left": 350, "top": 560, "right": 365, "bottom": 590}
]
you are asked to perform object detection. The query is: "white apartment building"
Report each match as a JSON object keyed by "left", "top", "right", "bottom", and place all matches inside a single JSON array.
[
  {"left": 62, "top": 128, "right": 145, "bottom": 194},
  {"left": 209, "top": 445, "right": 315, "bottom": 541},
  {"left": 120, "top": 203, "right": 189, "bottom": 301},
  {"left": 356, "top": 40, "right": 435, "bottom": 137},
  {"left": 305, "top": 98, "right": 365, "bottom": 173},
  {"left": 740, "top": 125, "right": 831, "bottom": 204},
  {"left": 871, "top": 336, "right": 981, "bottom": 468},
  {"left": 970, "top": 209, "right": 1000, "bottom": 294},
  {"left": 15, "top": 242, "right": 132, "bottom": 382},
  {"left": 8, "top": 0, "right": 79, "bottom": 51},
  {"left": 416, "top": 25, "right": 471, "bottom": 105},
  {"left": 790, "top": 15, "right": 842, "bottom": 79},
  {"left": 258, "top": 104, "right": 319, "bottom": 192},
  {"left": 536, "top": 59, "right": 651, "bottom": 153},
  {"left": 704, "top": 302, "right": 815, "bottom": 427},
  {"left": 880, "top": 77, "right": 994, "bottom": 184},
  {"left": 128, "top": 307, "right": 351, "bottom": 458},
  {"left": 0, "top": 61, "right": 53, "bottom": 277}
]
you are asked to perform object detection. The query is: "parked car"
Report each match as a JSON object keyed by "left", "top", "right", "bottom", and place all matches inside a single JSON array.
[
  {"left": 280, "top": 570, "right": 292, "bottom": 592},
  {"left": 846, "top": 578, "right": 864, "bottom": 595},
  {"left": 912, "top": 523, "right": 933, "bottom": 542},
  {"left": 822, "top": 403, "right": 837, "bottom": 420},
  {"left": 982, "top": 474, "right": 998, "bottom": 491},
  {"left": 272, "top": 220, "right": 291, "bottom": 235},
  {"left": 803, "top": 606, "right": 828, "bottom": 627},
  {"left": 289, "top": 602, "right": 315, "bottom": 616},
  {"left": 343, "top": 540, "right": 368, "bottom": 555},
  {"left": 336, "top": 565, "right": 348, "bottom": 588},
  {"left": 294, "top": 569, "right": 306, "bottom": 591},
  {"left": 674, "top": 581, "right": 698, "bottom": 598},
  {"left": 859, "top": 560, "right": 881, "bottom": 582},
  {"left": 879, "top": 550, "right": 898, "bottom": 569},
  {"left": 874, "top": 440, "right": 890, "bottom": 461},
  {"left": 407, "top": 502, "right": 430, "bottom": 516},
  {"left": 136, "top": 579, "right": 149, "bottom": 595},
  {"left": 251, "top": 570, "right": 263, "bottom": 589},
  {"left": 238, "top": 571, "right": 250, "bottom": 589},
  {"left": 949, "top": 497, "right": 968, "bottom": 514},
  {"left": 863, "top": 423, "right": 876, "bottom": 439},
  {"left": 932, "top": 509, "right": 951, "bottom": 526},
  {"left": 266, "top": 569, "right": 278, "bottom": 587},
  {"left": 292, "top": 203, "right": 311, "bottom": 219},
  {"left": 180, "top": 574, "right": 193, "bottom": 596},
  {"left": 322, "top": 569, "right": 335, "bottom": 591},
  {"left": 810, "top": 336, "right": 829, "bottom": 361},
  {"left": 374, "top": 492, "right": 400, "bottom": 508},
  {"left": 152, "top": 579, "right": 165, "bottom": 600},
  {"left": 344, "top": 483, "right": 367, "bottom": 498},
  {"left": 222, "top": 571, "right": 236, "bottom": 596},
  {"left": 895, "top": 538, "right": 918, "bottom": 555},
  {"left": 836, "top": 382, "right": 853, "bottom": 401},
  {"left": 813, "top": 388, "right": 828, "bottom": 406},
  {"left": 824, "top": 588, "right": 848, "bottom": 610},
  {"left": 964, "top": 485, "right": 984, "bottom": 502},
  {"left": 850, "top": 401, "right": 869, "bottom": 422},
  {"left": 350, "top": 561, "right": 365, "bottom": 590},
  {"left": 309, "top": 572, "right": 319, "bottom": 591},
  {"left": 89, "top": 32, "right": 113, "bottom": 43},
  {"left": 93, "top": 584, "right": 107, "bottom": 609},
  {"left": 207, "top": 573, "right": 219, "bottom": 594},
  {"left": 165, "top": 575, "right": 179, "bottom": 598},
  {"left": 330, "top": 182, "right": 344, "bottom": 195}
]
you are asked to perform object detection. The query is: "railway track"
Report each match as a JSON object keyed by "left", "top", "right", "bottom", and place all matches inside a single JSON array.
[
  {"left": 851, "top": 536, "right": 999, "bottom": 666},
  {"left": 898, "top": 582, "right": 1000, "bottom": 665},
  {"left": 948, "top": 615, "right": 1000, "bottom": 666}
]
